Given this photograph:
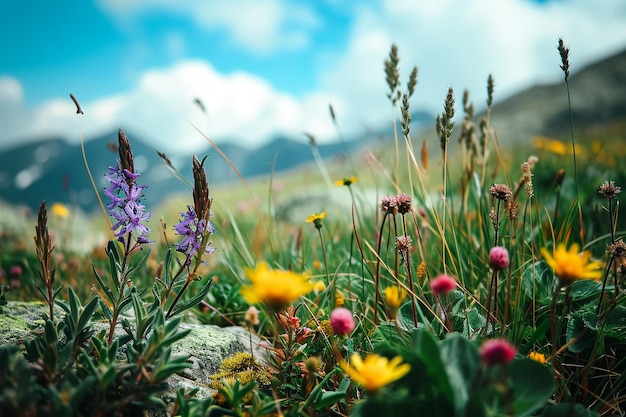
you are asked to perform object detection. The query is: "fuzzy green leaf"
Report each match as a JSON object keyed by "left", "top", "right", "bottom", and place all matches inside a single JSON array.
[{"left": 509, "top": 358, "right": 555, "bottom": 417}]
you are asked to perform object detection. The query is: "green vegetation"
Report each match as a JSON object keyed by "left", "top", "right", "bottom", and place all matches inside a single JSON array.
[{"left": 1, "top": 40, "right": 625, "bottom": 417}]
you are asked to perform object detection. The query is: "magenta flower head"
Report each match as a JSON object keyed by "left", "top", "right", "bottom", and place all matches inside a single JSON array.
[
  {"left": 480, "top": 338, "right": 517, "bottom": 366},
  {"left": 330, "top": 307, "right": 355, "bottom": 336},
  {"left": 430, "top": 274, "right": 457, "bottom": 295},
  {"left": 489, "top": 246, "right": 509, "bottom": 271},
  {"left": 10, "top": 265, "right": 22, "bottom": 278}
]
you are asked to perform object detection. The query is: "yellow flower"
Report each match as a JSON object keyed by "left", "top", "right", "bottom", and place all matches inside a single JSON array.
[
  {"left": 528, "top": 351, "right": 547, "bottom": 364},
  {"left": 340, "top": 353, "right": 410, "bottom": 394},
  {"left": 541, "top": 243, "right": 604, "bottom": 286},
  {"left": 241, "top": 262, "right": 313, "bottom": 309},
  {"left": 335, "top": 290, "right": 345, "bottom": 307},
  {"left": 335, "top": 176, "right": 358, "bottom": 187},
  {"left": 385, "top": 286, "right": 407, "bottom": 318},
  {"left": 305, "top": 212, "right": 327, "bottom": 223},
  {"left": 313, "top": 280, "right": 326, "bottom": 293},
  {"left": 305, "top": 212, "right": 327, "bottom": 230},
  {"left": 50, "top": 203, "right": 69, "bottom": 218}
]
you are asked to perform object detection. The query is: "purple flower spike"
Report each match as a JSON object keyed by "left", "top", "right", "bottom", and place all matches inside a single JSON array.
[
  {"left": 174, "top": 206, "right": 216, "bottom": 266},
  {"left": 105, "top": 159, "right": 151, "bottom": 244}
]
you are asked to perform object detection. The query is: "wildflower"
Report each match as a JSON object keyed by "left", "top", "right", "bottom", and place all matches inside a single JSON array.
[
  {"left": 395, "top": 193, "right": 413, "bottom": 214},
  {"left": 330, "top": 307, "right": 355, "bottom": 336},
  {"left": 278, "top": 306, "right": 301, "bottom": 330},
  {"left": 430, "top": 274, "right": 457, "bottom": 295},
  {"left": 305, "top": 212, "right": 327, "bottom": 230},
  {"left": 174, "top": 206, "right": 216, "bottom": 266},
  {"left": 489, "top": 246, "right": 509, "bottom": 271},
  {"left": 599, "top": 181, "right": 621, "bottom": 199},
  {"left": 506, "top": 201, "right": 519, "bottom": 222},
  {"left": 50, "top": 203, "right": 69, "bottom": 218},
  {"left": 395, "top": 235, "right": 412, "bottom": 255},
  {"left": 480, "top": 339, "right": 517, "bottom": 366},
  {"left": 104, "top": 130, "right": 151, "bottom": 244},
  {"left": 335, "top": 176, "right": 358, "bottom": 187},
  {"left": 319, "top": 320, "right": 333, "bottom": 338},
  {"left": 380, "top": 196, "right": 398, "bottom": 214},
  {"left": 335, "top": 290, "right": 345, "bottom": 307},
  {"left": 521, "top": 161, "right": 534, "bottom": 198},
  {"left": 340, "top": 353, "right": 410, "bottom": 394},
  {"left": 241, "top": 262, "right": 312, "bottom": 309},
  {"left": 609, "top": 239, "right": 626, "bottom": 268},
  {"left": 540, "top": 243, "right": 604, "bottom": 286},
  {"left": 171, "top": 155, "right": 215, "bottom": 270},
  {"left": 528, "top": 351, "right": 547, "bottom": 364},
  {"left": 385, "top": 286, "right": 407, "bottom": 318},
  {"left": 416, "top": 261, "right": 428, "bottom": 283},
  {"left": 555, "top": 169, "right": 565, "bottom": 186},
  {"left": 312, "top": 280, "right": 326, "bottom": 293},
  {"left": 489, "top": 184, "right": 512, "bottom": 201},
  {"left": 10, "top": 265, "right": 22, "bottom": 289},
  {"left": 244, "top": 306, "right": 260, "bottom": 326}
]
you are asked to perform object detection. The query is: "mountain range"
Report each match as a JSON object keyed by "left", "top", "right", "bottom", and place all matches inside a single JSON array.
[{"left": 1, "top": 47, "right": 625, "bottom": 214}]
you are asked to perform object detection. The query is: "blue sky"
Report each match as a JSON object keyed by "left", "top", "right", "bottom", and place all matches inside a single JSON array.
[{"left": 1, "top": 0, "right": 626, "bottom": 154}]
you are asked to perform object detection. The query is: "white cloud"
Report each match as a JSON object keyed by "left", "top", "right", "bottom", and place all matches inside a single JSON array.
[
  {"left": 98, "top": 0, "right": 319, "bottom": 53},
  {"left": 317, "top": 0, "right": 626, "bottom": 136},
  {"left": 0, "top": 63, "right": 341, "bottom": 153},
  {"left": 3, "top": 0, "right": 626, "bottom": 155}
]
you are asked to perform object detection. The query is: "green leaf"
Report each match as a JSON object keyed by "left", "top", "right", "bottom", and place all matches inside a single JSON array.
[
  {"left": 167, "top": 276, "right": 215, "bottom": 318},
  {"left": 440, "top": 333, "right": 480, "bottom": 416},
  {"left": 92, "top": 265, "right": 115, "bottom": 304},
  {"left": 521, "top": 260, "right": 555, "bottom": 306},
  {"left": 569, "top": 280, "right": 612, "bottom": 302},
  {"left": 539, "top": 402, "right": 599, "bottom": 417},
  {"left": 463, "top": 307, "right": 486, "bottom": 336},
  {"left": 105, "top": 240, "right": 121, "bottom": 265},
  {"left": 398, "top": 299, "right": 429, "bottom": 330},
  {"left": 304, "top": 368, "right": 344, "bottom": 410},
  {"left": 411, "top": 329, "right": 454, "bottom": 403},
  {"left": 68, "top": 286, "right": 80, "bottom": 321},
  {"left": 77, "top": 297, "right": 99, "bottom": 336},
  {"left": 124, "top": 248, "right": 152, "bottom": 282},
  {"left": 508, "top": 358, "right": 555, "bottom": 417},
  {"left": 98, "top": 298, "right": 112, "bottom": 320},
  {"left": 567, "top": 304, "right": 599, "bottom": 353},
  {"left": 161, "top": 248, "right": 174, "bottom": 288},
  {"left": 371, "top": 322, "right": 410, "bottom": 348},
  {"left": 604, "top": 305, "right": 626, "bottom": 340}
]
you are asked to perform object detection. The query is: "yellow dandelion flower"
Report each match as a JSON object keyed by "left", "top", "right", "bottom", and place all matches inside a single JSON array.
[
  {"left": 50, "top": 203, "right": 69, "bottom": 219},
  {"left": 241, "top": 262, "right": 313, "bottom": 309},
  {"left": 305, "top": 212, "right": 327, "bottom": 230},
  {"left": 540, "top": 243, "right": 604, "bottom": 286},
  {"left": 305, "top": 212, "right": 327, "bottom": 223},
  {"left": 340, "top": 353, "right": 410, "bottom": 394},
  {"left": 385, "top": 286, "right": 407, "bottom": 318},
  {"left": 335, "top": 176, "right": 358, "bottom": 187},
  {"left": 528, "top": 351, "right": 547, "bottom": 364},
  {"left": 313, "top": 280, "right": 326, "bottom": 293}
]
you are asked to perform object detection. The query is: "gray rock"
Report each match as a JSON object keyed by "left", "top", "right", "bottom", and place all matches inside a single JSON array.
[{"left": 0, "top": 301, "right": 265, "bottom": 405}]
